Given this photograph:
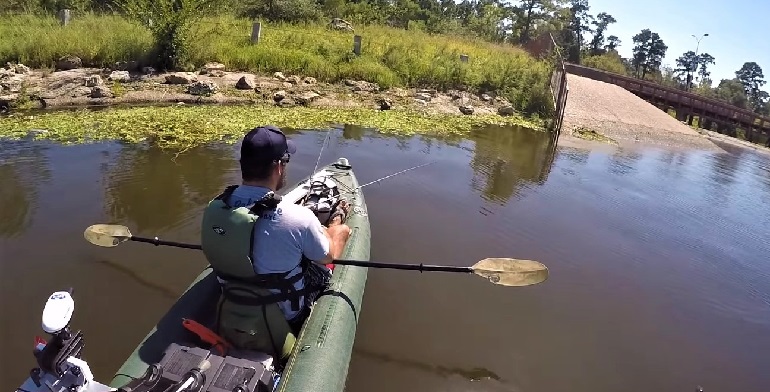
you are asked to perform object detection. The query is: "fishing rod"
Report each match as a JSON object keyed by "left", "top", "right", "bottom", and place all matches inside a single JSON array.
[
  {"left": 310, "top": 129, "right": 333, "bottom": 177},
  {"left": 355, "top": 161, "right": 435, "bottom": 189},
  {"left": 303, "top": 129, "right": 334, "bottom": 202}
]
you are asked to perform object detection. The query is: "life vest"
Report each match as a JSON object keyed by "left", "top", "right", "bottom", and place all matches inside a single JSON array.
[{"left": 200, "top": 185, "right": 327, "bottom": 361}]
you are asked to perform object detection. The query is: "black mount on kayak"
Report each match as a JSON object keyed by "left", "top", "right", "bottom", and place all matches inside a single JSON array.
[
  {"left": 21, "top": 289, "right": 114, "bottom": 392},
  {"left": 33, "top": 288, "right": 86, "bottom": 379},
  {"left": 116, "top": 344, "right": 276, "bottom": 392}
]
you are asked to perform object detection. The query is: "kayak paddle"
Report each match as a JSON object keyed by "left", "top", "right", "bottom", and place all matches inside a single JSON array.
[{"left": 84, "top": 224, "right": 548, "bottom": 287}]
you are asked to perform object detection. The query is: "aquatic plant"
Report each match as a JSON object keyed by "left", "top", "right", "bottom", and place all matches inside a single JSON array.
[{"left": 0, "top": 105, "right": 544, "bottom": 149}]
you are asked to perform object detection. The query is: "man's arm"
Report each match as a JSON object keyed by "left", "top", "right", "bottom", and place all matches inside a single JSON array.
[{"left": 301, "top": 209, "right": 334, "bottom": 264}]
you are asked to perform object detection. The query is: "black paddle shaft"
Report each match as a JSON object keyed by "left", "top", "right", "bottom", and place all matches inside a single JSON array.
[
  {"left": 131, "top": 236, "right": 203, "bottom": 250},
  {"left": 332, "top": 259, "right": 473, "bottom": 273},
  {"left": 128, "top": 235, "right": 472, "bottom": 273}
]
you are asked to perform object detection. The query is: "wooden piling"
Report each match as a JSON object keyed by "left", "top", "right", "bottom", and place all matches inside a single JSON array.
[
  {"left": 58, "top": 9, "right": 70, "bottom": 26},
  {"left": 353, "top": 35, "right": 362, "bottom": 56},
  {"left": 251, "top": 22, "right": 261, "bottom": 44}
]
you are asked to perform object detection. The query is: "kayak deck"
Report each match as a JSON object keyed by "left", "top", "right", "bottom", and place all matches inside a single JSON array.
[{"left": 109, "top": 159, "right": 371, "bottom": 392}]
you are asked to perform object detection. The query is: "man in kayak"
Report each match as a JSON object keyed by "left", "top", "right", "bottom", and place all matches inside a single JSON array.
[{"left": 200, "top": 125, "right": 351, "bottom": 357}]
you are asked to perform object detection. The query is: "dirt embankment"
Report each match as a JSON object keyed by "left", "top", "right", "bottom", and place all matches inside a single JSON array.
[
  {"left": 560, "top": 74, "right": 721, "bottom": 151},
  {"left": 0, "top": 61, "right": 521, "bottom": 118}
]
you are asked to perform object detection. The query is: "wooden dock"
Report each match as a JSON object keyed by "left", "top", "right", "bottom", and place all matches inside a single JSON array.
[{"left": 564, "top": 63, "right": 770, "bottom": 146}]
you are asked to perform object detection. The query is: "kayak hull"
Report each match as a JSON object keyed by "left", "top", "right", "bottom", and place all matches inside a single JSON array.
[{"left": 109, "top": 160, "right": 371, "bottom": 392}]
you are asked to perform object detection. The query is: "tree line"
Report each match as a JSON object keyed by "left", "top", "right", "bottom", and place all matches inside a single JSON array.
[
  {"left": 602, "top": 28, "right": 769, "bottom": 116},
  {"left": 2, "top": 0, "right": 767, "bottom": 115}
]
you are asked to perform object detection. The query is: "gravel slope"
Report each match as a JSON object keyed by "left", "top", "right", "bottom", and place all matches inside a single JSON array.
[{"left": 561, "top": 74, "right": 721, "bottom": 151}]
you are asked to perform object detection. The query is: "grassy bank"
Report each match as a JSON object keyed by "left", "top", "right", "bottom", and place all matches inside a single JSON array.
[
  {"left": 0, "top": 13, "right": 553, "bottom": 116},
  {"left": 0, "top": 105, "right": 543, "bottom": 149}
]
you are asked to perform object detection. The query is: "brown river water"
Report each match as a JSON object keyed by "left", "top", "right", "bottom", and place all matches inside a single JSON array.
[{"left": 2, "top": 125, "right": 770, "bottom": 392}]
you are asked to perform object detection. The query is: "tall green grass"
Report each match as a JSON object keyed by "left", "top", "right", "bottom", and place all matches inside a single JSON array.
[
  {"left": 0, "top": 13, "right": 153, "bottom": 68},
  {"left": 0, "top": 13, "right": 554, "bottom": 115}
]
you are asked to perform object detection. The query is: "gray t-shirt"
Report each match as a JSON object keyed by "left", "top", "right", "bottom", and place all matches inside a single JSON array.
[{"left": 227, "top": 185, "right": 330, "bottom": 320}]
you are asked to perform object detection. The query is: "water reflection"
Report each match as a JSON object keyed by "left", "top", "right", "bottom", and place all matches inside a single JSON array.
[
  {"left": 342, "top": 124, "right": 366, "bottom": 141},
  {"left": 607, "top": 150, "right": 643, "bottom": 177},
  {"left": 353, "top": 348, "right": 502, "bottom": 382},
  {"left": 468, "top": 126, "right": 556, "bottom": 205},
  {"left": 705, "top": 150, "right": 744, "bottom": 207},
  {"left": 101, "top": 145, "right": 234, "bottom": 234},
  {"left": 0, "top": 140, "right": 51, "bottom": 238},
  {"left": 654, "top": 151, "right": 690, "bottom": 181}
]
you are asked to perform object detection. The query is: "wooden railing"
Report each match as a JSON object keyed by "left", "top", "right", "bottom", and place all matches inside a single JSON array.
[{"left": 564, "top": 63, "right": 770, "bottom": 132}]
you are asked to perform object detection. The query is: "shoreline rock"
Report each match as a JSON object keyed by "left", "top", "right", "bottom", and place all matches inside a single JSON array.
[{"left": 0, "top": 65, "right": 534, "bottom": 124}]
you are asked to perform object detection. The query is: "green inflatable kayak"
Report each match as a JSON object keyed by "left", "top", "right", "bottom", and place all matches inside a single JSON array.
[{"left": 107, "top": 157, "right": 371, "bottom": 392}]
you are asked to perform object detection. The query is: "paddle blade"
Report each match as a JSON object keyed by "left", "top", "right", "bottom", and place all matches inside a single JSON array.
[
  {"left": 84, "top": 224, "right": 132, "bottom": 247},
  {"left": 471, "top": 258, "right": 548, "bottom": 287}
]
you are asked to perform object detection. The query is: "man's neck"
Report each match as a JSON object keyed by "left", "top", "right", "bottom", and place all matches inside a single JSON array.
[{"left": 242, "top": 179, "right": 275, "bottom": 191}]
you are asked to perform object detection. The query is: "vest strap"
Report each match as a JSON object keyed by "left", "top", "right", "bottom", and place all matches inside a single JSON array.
[
  {"left": 221, "top": 284, "right": 323, "bottom": 308},
  {"left": 215, "top": 269, "right": 304, "bottom": 287}
]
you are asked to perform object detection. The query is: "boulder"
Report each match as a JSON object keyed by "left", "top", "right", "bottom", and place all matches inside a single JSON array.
[
  {"left": 480, "top": 93, "right": 492, "bottom": 102},
  {"left": 7, "top": 63, "right": 31, "bottom": 74},
  {"left": 378, "top": 98, "right": 392, "bottom": 110},
  {"left": 416, "top": 88, "right": 437, "bottom": 97},
  {"left": 273, "top": 72, "right": 286, "bottom": 81},
  {"left": 186, "top": 80, "right": 218, "bottom": 96},
  {"left": 142, "top": 66, "right": 156, "bottom": 75},
  {"left": 0, "top": 75, "right": 25, "bottom": 93},
  {"left": 295, "top": 91, "right": 320, "bottom": 105},
  {"left": 108, "top": 71, "right": 131, "bottom": 82},
  {"left": 459, "top": 105, "right": 474, "bottom": 115},
  {"left": 415, "top": 92, "right": 432, "bottom": 102},
  {"left": 71, "top": 86, "right": 92, "bottom": 97},
  {"left": 329, "top": 18, "right": 354, "bottom": 32},
  {"left": 273, "top": 90, "right": 286, "bottom": 102},
  {"left": 286, "top": 75, "right": 302, "bottom": 85},
  {"left": 165, "top": 73, "right": 196, "bottom": 85},
  {"left": 449, "top": 91, "right": 464, "bottom": 100},
  {"left": 90, "top": 85, "right": 113, "bottom": 98},
  {"left": 56, "top": 56, "right": 82, "bottom": 71},
  {"left": 277, "top": 99, "right": 295, "bottom": 108},
  {"left": 303, "top": 77, "right": 317, "bottom": 85},
  {"left": 497, "top": 106, "right": 516, "bottom": 116},
  {"left": 209, "top": 70, "right": 226, "bottom": 77},
  {"left": 494, "top": 96, "right": 511, "bottom": 106},
  {"left": 202, "top": 62, "right": 226, "bottom": 72},
  {"left": 236, "top": 75, "right": 256, "bottom": 90},
  {"left": 113, "top": 61, "right": 139, "bottom": 72},
  {"left": 84, "top": 75, "right": 103, "bottom": 87},
  {"left": 345, "top": 79, "right": 379, "bottom": 92}
]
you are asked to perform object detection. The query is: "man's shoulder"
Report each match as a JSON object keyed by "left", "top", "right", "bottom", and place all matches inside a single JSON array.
[{"left": 274, "top": 202, "right": 317, "bottom": 224}]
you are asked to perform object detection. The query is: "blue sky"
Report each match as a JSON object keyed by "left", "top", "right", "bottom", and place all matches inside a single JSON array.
[{"left": 585, "top": 0, "right": 770, "bottom": 84}]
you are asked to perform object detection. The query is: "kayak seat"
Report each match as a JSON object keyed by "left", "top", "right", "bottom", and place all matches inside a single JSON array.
[{"left": 215, "top": 286, "right": 297, "bottom": 363}]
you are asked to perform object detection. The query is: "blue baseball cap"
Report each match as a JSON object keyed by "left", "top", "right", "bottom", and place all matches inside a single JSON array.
[{"left": 240, "top": 125, "right": 297, "bottom": 163}]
